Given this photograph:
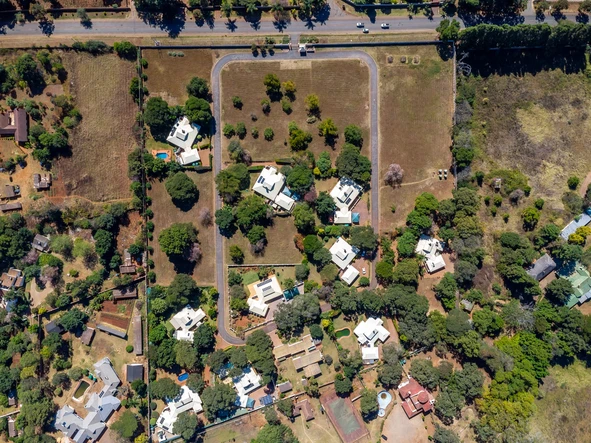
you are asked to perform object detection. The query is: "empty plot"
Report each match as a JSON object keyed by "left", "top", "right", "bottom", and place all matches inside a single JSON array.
[{"left": 220, "top": 59, "right": 370, "bottom": 162}]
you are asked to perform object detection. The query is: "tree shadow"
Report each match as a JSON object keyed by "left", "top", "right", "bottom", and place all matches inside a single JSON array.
[
  {"left": 170, "top": 255, "right": 197, "bottom": 274},
  {"left": 576, "top": 12, "right": 589, "bottom": 23},
  {"left": 273, "top": 18, "right": 290, "bottom": 32},
  {"left": 225, "top": 18, "right": 238, "bottom": 32},
  {"left": 38, "top": 18, "right": 55, "bottom": 36},
  {"left": 138, "top": 7, "right": 186, "bottom": 38},
  {"left": 81, "top": 18, "right": 93, "bottom": 29}
]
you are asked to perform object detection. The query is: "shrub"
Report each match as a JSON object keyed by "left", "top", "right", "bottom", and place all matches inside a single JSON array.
[
  {"left": 264, "top": 128, "right": 274, "bottom": 141},
  {"left": 126, "top": 345, "right": 134, "bottom": 353},
  {"left": 568, "top": 175, "right": 580, "bottom": 190},
  {"left": 232, "top": 96, "right": 243, "bottom": 109}
]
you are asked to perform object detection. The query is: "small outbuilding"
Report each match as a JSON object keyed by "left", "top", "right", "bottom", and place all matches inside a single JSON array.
[
  {"left": 80, "top": 327, "right": 95, "bottom": 346},
  {"left": 45, "top": 320, "right": 64, "bottom": 335},
  {"left": 126, "top": 364, "right": 144, "bottom": 383},
  {"left": 32, "top": 234, "right": 50, "bottom": 252}
]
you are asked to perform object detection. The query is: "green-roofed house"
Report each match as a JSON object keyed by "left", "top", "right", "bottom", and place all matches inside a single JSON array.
[{"left": 564, "top": 264, "right": 591, "bottom": 308}]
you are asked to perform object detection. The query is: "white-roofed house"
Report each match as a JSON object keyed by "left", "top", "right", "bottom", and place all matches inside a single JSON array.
[
  {"left": 329, "top": 237, "right": 357, "bottom": 270},
  {"left": 334, "top": 210, "right": 352, "bottom": 225},
  {"left": 330, "top": 177, "right": 362, "bottom": 210},
  {"left": 247, "top": 276, "right": 283, "bottom": 317},
  {"left": 252, "top": 166, "right": 295, "bottom": 211},
  {"left": 232, "top": 367, "right": 262, "bottom": 408},
  {"left": 354, "top": 317, "right": 390, "bottom": 364},
  {"left": 176, "top": 147, "right": 200, "bottom": 166},
  {"left": 341, "top": 265, "right": 360, "bottom": 286},
  {"left": 247, "top": 297, "right": 269, "bottom": 317},
  {"left": 167, "top": 116, "right": 200, "bottom": 150},
  {"left": 561, "top": 211, "right": 591, "bottom": 240},
  {"left": 415, "top": 235, "right": 446, "bottom": 274},
  {"left": 170, "top": 305, "right": 206, "bottom": 342},
  {"left": 156, "top": 385, "right": 203, "bottom": 436}
]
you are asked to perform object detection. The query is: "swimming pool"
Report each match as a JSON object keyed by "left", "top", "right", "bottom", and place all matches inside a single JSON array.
[
  {"left": 335, "top": 328, "right": 351, "bottom": 339},
  {"left": 178, "top": 373, "right": 189, "bottom": 382},
  {"left": 73, "top": 380, "right": 90, "bottom": 400},
  {"left": 156, "top": 152, "right": 169, "bottom": 159}
]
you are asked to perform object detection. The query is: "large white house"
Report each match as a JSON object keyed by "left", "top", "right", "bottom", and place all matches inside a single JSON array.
[
  {"left": 252, "top": 166, "right": 295, "bottom": 211},
  {"left": 55, "top": 358, "right": 121, "bottom": 443},
  {"left": 156, "top": 386, "right": 203, "bottom": 439},
  {"left": 247, "top": 276, "right": 283, "bottom": 317},
  {"left": 167, "top": 116, "right": 200, "bottom": 150},
  {"left": 415, "top": 235, "right": 446, "bottom": 274},
  {"left": 330, "top": 178, "right": 362, "bottom": 211},
  {"left": 233, "top": 367, "right": 262, "bottom": 408},
  {"left": 170, "top": 305, "right": 206, "bottom": 342},
  {"left": 354, "top": 317, "right": 390, "bottom": 364},
  {"left": 341, "top": 265, "right": 360, "bottom": 286},
  {"left": 330, "top": 237, "right": 357, "bottom": 270}
]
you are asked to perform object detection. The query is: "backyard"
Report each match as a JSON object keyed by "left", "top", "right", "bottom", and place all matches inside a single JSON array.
[
  {"left": 150, "top": 170, "right": 216, "bottom": 286},
  {"left": 220, "top": 59, "right": 371, "bottom": 162},
  {"left": 55, "top": 52, "right": 137, "bottom": 202},
  {"left": 368, "top": 46, "right": 454, "bottom": 231}
]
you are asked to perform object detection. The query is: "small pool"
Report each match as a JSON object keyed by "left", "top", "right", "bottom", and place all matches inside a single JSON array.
[
  {"left": 178, "top": 373, "right": 189, "bottom": 382},
  {"left": 73, "top": 380, "right": 90, "bottom": 399},
  {"left": 335, "top": 328, "right": 351, "bottom": 339},
  {"left": 156, "top": 152, "right": 169, "bottom": 159},
  {"left": 377, "top": 390, "right": 393, "bottom": 417}
]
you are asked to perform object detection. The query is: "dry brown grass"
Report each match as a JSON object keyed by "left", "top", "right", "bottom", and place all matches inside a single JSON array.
[
  {"left": 365, "top": 46, "right": 454, "bottom": 233},
  {"left": 220, "top": 59, "right": 370, "bottom": 163},
  {"left": 143, "top": 49, "right": 216, "bottom": 106},
  {"left": 55, "top": 53, "right": 137, "bottom": 202},
  {"left": 149, "top": 171, "right": 216, "bottom": 286},
  {"left": 224, "top": 215, "right": 303, "bottom": 265}
]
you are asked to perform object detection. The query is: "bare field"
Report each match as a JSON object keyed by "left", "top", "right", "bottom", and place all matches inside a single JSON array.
[
  {"left": 220, "top": 59, "right": 370, "bottom": 162},
  {"left": 225, "top": 216, "right": 303, "bottom": 265},
  {"left": 150, "top": 171, "right": 216, "bottom": 286},
  {"left": 143, "top": 49, "right": 216, "bottom": 106},
  {"left": 469, "top": 70, "right": 591, "bottom": 212},
  {"left": 366, "top": 46, "right": 454, "bottom": 232},
  {"left": 56, "top": 53, "right": 137, "bottom": 202}
]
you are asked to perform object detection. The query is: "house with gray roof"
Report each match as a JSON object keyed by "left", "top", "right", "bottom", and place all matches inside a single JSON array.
[
  {"left": 561, "top": 211, "right": 591, "bottom": 241},
  {"left": 526, "top": 253, "right": 557, "bottom": 281}
]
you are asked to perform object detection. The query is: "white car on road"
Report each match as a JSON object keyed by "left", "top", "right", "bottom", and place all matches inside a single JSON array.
[
  {"left": 381, "top": 23, "right": 390, "bottom": 29},
  {"left": 356, "top": 22, "right": 364, "bottom": 27}
]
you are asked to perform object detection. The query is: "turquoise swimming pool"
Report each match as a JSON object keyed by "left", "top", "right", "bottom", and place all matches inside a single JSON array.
[
  {"left": 178, "top": 373, "right": 189, "bottom": 382},
  {"left": 156, "top": 152, "right": 169, "bottom": 159}
]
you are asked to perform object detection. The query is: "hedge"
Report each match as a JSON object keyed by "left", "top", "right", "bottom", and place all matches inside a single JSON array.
[
  {"left": 275, "top": 158, "right": 294, "bottom": 165},
  {"left": 248, "top": 165, "right": 265, "bottom": 172}
]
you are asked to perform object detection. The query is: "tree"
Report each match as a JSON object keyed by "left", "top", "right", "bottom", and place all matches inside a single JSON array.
[
  {"left": 253, "top": 424, "right": 299, "bottom": 443},
  {"left": 58, "top": 308, "right": 88, "bottom": 332},
  {"left": 336, "top": 144, "right": 371, "bottom": 183},
  {"left": 193, "top": 323, "right": 216, "bottom": 354},
  {"left": 522, "top": 207, "right": 541, "bottom": 230},
  {"left": 159, "top": 223, "right": 198, "bottom": 257},
  {"left": 293, "top": 203, "right": 316, "bottom": 233},
  {"left": 303, "top": 235, "right": 323, "bottom": 255},
  {"left": 167, "top": 274, "right": 200, "bottom": 308},
  {"left": 216, "top": 163, "right": 250, "bottom": 203},
  {"left": 187, "top": 76, "right": 209, "bottom": 99},
  {"left": 392, "top": 259, "right": 420, "bottom": 286},
  {"left": 265, "top": 407, "right": 280, "bottom": 425},
  {"left": 165, "top": 172, "right": 199, "bottom": 207},
  {"left": 282, "top": 80, "right": 297, "bottom": 99},
  {"left": 436, "top": 18, "right": 460, "bottom": 41},
  {"left": 264, "top": 73, "right": 281, "bottom": 96},
  {"left": 397, "top": 230, "right": 418, "bottom": 258},
  {"left": 305, "top": 94, "right": 320, "bottom": 115},
  {"left": 434, "top": 272, "right": 458, "bottom": 311},
  {"left": 454, "top": 260, "right": 478, "bottom": 288},
  {"left": 545, "top": 277, "right": 573, "bottom": 305},
  {"left": 94, "top": 229, "right": 114, "bottom": 259},
  {"left": 384, "top": 163, "right": 404, "bottom": 187},
  {"left": 111, "top": 410, "right": 138, "bottom": 439},
  {"left": 173, "top": 412, "right": 201, "bottom": 441},
  {"left": 245, "top": 330, "right": 277, "bottom": 383},
  {"left": 318, "top": 118, "right": 338, "bottom": 143},
  {"left": 175, "top": 340, "right": 199, "bottom": 370},
  {"left": 185, "top": 97, "right": 212, "bottom": 129},
  {"left": 288, "top": 122, "right": 313, "bottom": 151},
  {"left": 344, "top": 124, "right": 363, "bottom": 147},
  {"left": 410, "top": 359, "right": 439, "bottom": 390},
  {"left": 277, "top": 398, "right": 293, "bottom": 418},
  {"left": 286, "top": 165, "right": 314, "bottom": 195},
  {"left": 144, "top": 97, "right": 172, "bottom": 136},
  {"left": 334, "top": 374, "right": 353, "bottom": 396},
  {"left": 150, "top": 377, "right": 181, "bottom": 400},
  {"left": 113, "top": 41, "right": 137, "bottom": 60},
  {"left": 375, "top": 260, "right": 393, "bottom": 284},
  {"left": 580, "top": 0, "right": 591, "bottom": 12},
  {"left": 229, "top": 245, "right": 244, "bottom": 264},
  {"left": 264, "top": 127, "right": 274, "bottom": 141},
  {"left": 378, "top": 363, "right": 403, "bottom": 388},
  {"left": 350, "top": 226, "right": 378, "bottom": 255},
  {"left": 216, "top": 206, "right": 236, "bottom": 232},
  {"left": 131, "top": 379, "right": 147, "bottom": 397},
  {"left": 315, "top": 191, "right": 336, "bottom": 222},
  {"left": 473, "top": 309, "right": 504, "bottom": 337},
  {"left": 235, "top": 195, "right": 269, "bottom": 232},
  {"left": 455, "top": 362, "right": 484, "bottom": 401},
  {"left": 201, "top": 383, "right": 238, "bottom": 421},
  {"left": 360, "top": 389, "right": 378, "bottom": 418},
  {"left": 434, "top": 427, "right": 461, "bottom": 443}
]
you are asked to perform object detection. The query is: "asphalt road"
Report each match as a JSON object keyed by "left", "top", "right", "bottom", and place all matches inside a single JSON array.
[
  {"left": 211, "top": 49, "right": 379, "bottom": 344},
  {"left": 0, "top": 8, "right": 579, "bottom": 39}
]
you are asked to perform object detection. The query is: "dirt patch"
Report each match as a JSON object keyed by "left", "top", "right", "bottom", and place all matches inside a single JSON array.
[
  {"left": 149, "top": 171, "right": 216, "bottom": 286},
  {"left": 143, "top": 49, "right": 216, "bottom": 106},
  {"left": 220, "top": 59, "right": 370, "bottom": 162},
  {"left": 55, "top": 52, "right": 137, "bottom": 202},
  {"left": 116, "top": 211, "right": 143, "bottom": 252},
  {"left": 366, "top": 46, "right": 454, "bottom": 232}
]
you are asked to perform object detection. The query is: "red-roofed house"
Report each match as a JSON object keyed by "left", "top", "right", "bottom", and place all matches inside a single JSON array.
[{"left": 398, "top": 378, "right": 434, "bottom": 419}]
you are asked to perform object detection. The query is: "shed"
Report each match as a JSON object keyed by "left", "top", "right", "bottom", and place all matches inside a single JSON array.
[
  {"left": 119, "top": 265, "right": 136, "bottom": 275},
  {"left": 126, "top": 364, "right": 144, "bottom": 383},
  {"left": 3, "top": 185, "right": 16, "bottom": 199},
  {"left": 97, "top": 323, "right": 127, "bottom": 338},
  {"left": 0, "top": 203, "right": 22, "bottom": 212},
  {"left": 133, "top": 315, "right": 143, "bottom": 356},
  {"left": 32, "top": 234, "right": 50, "bottom": 252},
  {"left": 80, "top": 327, "right": 95, "bottom": 346},
  {"left": 8, "top": 390, "right": 16, "bottom": 407},
  {"left": 460, "top": 299, "right": 474, "bottom": 312},
  {"left": 7, "top": 417, "right": 16, "bottom": 438},
  {"left": 33, "top": 173, "right": 51, "bottom": 190},
  {"left": 113, "top": 286, "right": 138, "bottom": 301},
  {"left": 277, "top": 381, "right": 293, "bottom": 394},
  {"left": 45, "top": 320, "right": 64, "bottom": 335}
]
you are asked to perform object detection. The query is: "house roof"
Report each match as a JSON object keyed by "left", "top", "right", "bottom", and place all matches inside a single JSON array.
[
  {"left": 294, "top": 399, "right": 314, "bottom": 421},
  {"left": 330, "top": 178, "right": 362, "bottom": 211},
  {"left": 254, "top": 276, "right": 283, "bottom": 303},
  {"left": 0, "top": 203, "right": 22, "bottom": 212},
  {"left": 97, "top": 323, "right": 127, "bottom": 338},
  {"left": 126, "top": 364, "right": 144, "bottom": 382},
  {"left": 354, "top": 317, "right": 390, "bottom": 347},
  {"left": 156, "top": 386, "right": 203, "bottom": 434},
  {"left": 303, "top": 362, "right": 322, "bottom": 378},
  {"left": 1, "top": 268, "right": 24, "bottom": 290},
  {"left": 329, "top": 237, "right": 356, "bottom": 270},
  {"left": 33, "top": 173, "right": 51, "bottom": 189},
  {"left": 247, "top": 297, "right": 268, "bottom": 317},
  {"left": 80, "top": 327, "right": 95, "bottom": 346},
  {"left": 170, "top": 305, "right": 206, "bottom": 332},
  {"left": 119, "top": 265, "right": 136, "bottom": 274},
  {"left": 277, "top": 381, "right": 293, "bottom": 393},
  {"left": 561, "top": 212, "right": 591, "bottom": 240},
  {"left": 45, "top": 320, "right": 64, "bottom": 335},
  {"left": 425, "top": 255, "right": 446, "bottom": 274},
  {"left": 398, "top": 378, "right": 434, "bottom": 419},
  {"left": 3, "top": 185, "right": 15, "bottom": 199},
  {"left": 133, "top": 315, "right": 143, "bottom": 355},
  {"left": 333, "top": 210, "right": 352, "bottom": 224},
  {"left": 253, "top": 166, "right": 285, "bottom": 202},
  {"left": 7, "top": 417, "right": 15, "bottom": 437},
  {"left": 173, "top": 329, "right": 195, "bottom": 342},
  {"left": 293, "top": 349, "right": 323, "bottom": 371},
  {"left": 361, "top": 346, "right": 380, "bottom": 363},
  {"left": 0, "top": 109, "right": 27, "bottom": 143},
  {"left": 166, "top": 116, "right": 200, "bottom": 150},
  {"left": 177, "top": 147, "right": 200, "bottom": 165},
  {"left": 415, "top": 235, "right": 446, "bottom": 273},
  {"left": 32, "top": 234, "right": 50, "bottom": 251},
  {"left": 113, "top": 286, "right": 138, "bottom": 299},
  {"left": 526, "top": 253, "right": 557, "bottom": 281},
  {"left": 274, "top": 334, "right": 316, "bottom": 361},
  {"left": 341, "top": 265, "right": 360, "bottom": 286},
  {"left": 233, "top": 367, "right": 262, "bottom": 396},
  {"left": 274, "top": 192, "right": 296, "bottom": 211}
]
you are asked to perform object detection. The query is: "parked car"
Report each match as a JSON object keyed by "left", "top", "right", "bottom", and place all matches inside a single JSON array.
[
  {"left": 381, "top": 23, "right": 390, "bottom": 29},
  {"left": 356, "top": 22, "right": 364, "bottom": 27},
  {"left": 363, "top": 28, "right": 369, "bottom": 33}
]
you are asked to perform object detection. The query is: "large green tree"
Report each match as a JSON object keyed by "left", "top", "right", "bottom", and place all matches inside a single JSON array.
[{"left": 165, "top": 172, "right": 199, "bottom": 207}]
